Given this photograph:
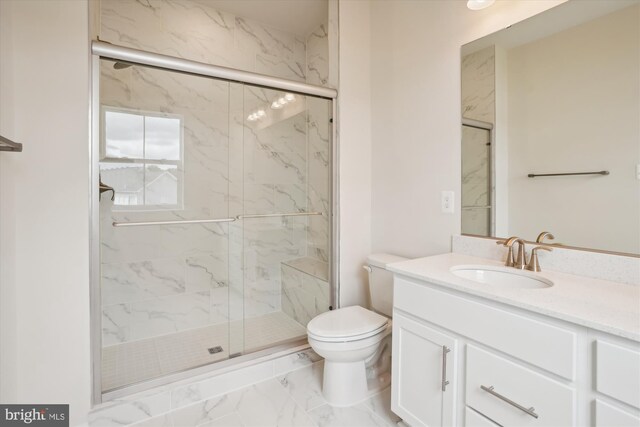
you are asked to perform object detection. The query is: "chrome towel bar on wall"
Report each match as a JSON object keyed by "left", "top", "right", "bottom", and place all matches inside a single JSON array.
[
  {"left": 527, "top": 170, "right": 609, "bottom": 178},
  {"left": 0, "top": 134, "right": 22, "bottom": 152}
]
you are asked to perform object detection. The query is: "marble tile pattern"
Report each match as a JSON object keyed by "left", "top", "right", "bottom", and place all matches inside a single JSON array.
[
  {"left": 92, "top": 350, "right": 399, "bottom": 427},
  {"left": 99, "top": 1, "right": 333, "bottom": 348},
  {"left": 281, "top": 259, "right": 330, "bottom": 326},
  {"left": 461, "top": 46, "right": 494, "bottom": 237},
  {"left": 461, "top": 46, "right": 495, "bottom": 123},
  {"left": 452, "top": 235, "right": 640, "bottom": 286},
  {"left": 305, "top": 25, "right": 331, "bottom": 263},
  {"left": 461, "top": 126, "right": 491, "bottom": 236}
]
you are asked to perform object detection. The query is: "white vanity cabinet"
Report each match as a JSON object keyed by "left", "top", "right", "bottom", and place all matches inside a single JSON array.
[
  {"left": 391, "top": 275, "right": 640, "bottom": 427},
  {"left": 391, "top": 312, "right": 457, "bottom": 427},
  {"left": 594, "top": 340, "right": 640, "bottom": 427}
]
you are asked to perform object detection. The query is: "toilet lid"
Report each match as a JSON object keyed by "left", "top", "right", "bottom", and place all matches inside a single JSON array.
[{"left": 307, "top": 306, "right": 388, "bottom": 340}]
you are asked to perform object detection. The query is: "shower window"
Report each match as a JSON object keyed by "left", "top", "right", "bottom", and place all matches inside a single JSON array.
[{"left": 99, "top": 107, "right": 183, "bottom": 209}]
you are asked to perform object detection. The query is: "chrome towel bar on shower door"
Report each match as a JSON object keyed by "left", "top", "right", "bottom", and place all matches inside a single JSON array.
[
  {"left": 112, "top": 211, "right": 323, "bottom": 227},
  {"left": 237, "top": 211, "right": 323, "bottom": 219},
  {"left": 112, "top": 218, "right": 237, "bottom": 227}
]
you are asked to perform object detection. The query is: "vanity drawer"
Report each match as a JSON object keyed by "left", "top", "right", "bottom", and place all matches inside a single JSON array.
[
  {"left": 465, "top": 407, "right": 500, "bottom": 427},
  {"left": 596, "top": 340, "right": 640, "bottom": 408},
  {"left": 466, "top": 345, "right": 575, "bottom": 426},
  {"left": 394, "top": 277, "right": 576, "bottom": 380}
]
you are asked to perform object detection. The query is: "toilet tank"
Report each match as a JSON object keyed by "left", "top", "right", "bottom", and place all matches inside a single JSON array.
[{"left": 366, "top": 253, "right": 409, "bottom": 317}]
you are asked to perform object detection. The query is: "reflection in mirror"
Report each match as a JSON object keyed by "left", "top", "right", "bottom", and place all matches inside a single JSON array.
[{"left": 461, "top": 0, "right": 640, "bottom": 255}]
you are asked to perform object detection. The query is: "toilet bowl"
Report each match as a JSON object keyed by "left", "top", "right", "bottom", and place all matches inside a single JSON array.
[{"left": 307, "top": 253, "right": 408, "bottom": 407}]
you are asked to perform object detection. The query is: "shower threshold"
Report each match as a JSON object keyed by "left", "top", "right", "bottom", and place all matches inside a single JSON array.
[{"left": 102, "top": 311, "right": 306, "bottom": 392}]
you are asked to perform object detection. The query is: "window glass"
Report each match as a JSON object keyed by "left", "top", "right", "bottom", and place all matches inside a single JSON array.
[
  {"left": 144, "top": 164, "right": 178, "bottom": 205},
  {"left": 99, "top": 162, "right": 144, "bottom": 206},
  {"left": 105, "top": 111, "right": 144, "bottom": 158},
  {"left": 101, "top": 108, "right": 183, "bottom": 209},
  {"left": 145, "top": 116, "right": 181, "bottom": 160}
]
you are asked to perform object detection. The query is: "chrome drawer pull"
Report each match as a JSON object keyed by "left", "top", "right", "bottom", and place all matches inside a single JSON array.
[
  {"left": 441, "top": 346, "right": 451, "bottom": 392},
  {"left": 480, "top": 385, "right": 539, "bottom": 419}
]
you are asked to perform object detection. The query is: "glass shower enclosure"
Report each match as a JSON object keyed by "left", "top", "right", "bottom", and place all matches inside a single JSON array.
[
  {"left": 461, "top": 119, "right": 493, "bottom": 236},
  {"left": 92, "top": 47, "right": 335, "bottom": 396}
]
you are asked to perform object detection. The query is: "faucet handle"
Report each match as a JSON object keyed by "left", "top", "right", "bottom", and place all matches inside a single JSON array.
[
  {"left": 536, "top": 231, "right": 555, "bottom": 244},
  {"left": 496, "top": 239, "right": 514, "bottom": 266},
  {"left": 526, "top": 245, "right": 552, "bottom": 272}
]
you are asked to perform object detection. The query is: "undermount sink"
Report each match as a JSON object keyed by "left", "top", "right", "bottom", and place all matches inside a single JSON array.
[{"left": 450, "top": 265, "right": 553, "bottom": 289}]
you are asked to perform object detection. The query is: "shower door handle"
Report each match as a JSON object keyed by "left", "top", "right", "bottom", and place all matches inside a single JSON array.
[{"left": 99, "top": 175, "right": 115, "bottom": 201}]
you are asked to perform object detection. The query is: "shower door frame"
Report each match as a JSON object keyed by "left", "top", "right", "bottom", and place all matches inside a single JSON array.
[{"left": 89, "top": 41, "right": 339, "bottom": 404}]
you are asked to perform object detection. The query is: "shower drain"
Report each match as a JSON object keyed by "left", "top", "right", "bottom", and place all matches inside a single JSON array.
[{"left": 208, "top": 346, "right": 223, "bottom": 354}]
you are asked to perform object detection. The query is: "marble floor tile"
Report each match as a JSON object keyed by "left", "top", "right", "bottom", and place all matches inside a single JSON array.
[
  {"left": 277, "top": 362, "right": 326, "bottom": 411},
  {"left": 307, "top": 403, "right": 391, "bottom": 427},
  {"left": 202, "top": 412, "right": 245, "bottom": 427},
  {"left": 171, "top": 393, "right": 240, "bottom": 427},
  {"left": 362, "top": 387, "right": 402, "bottom": 426},
  {"left": 129, "top": 413, "right": 174, "bottom": 427},
  {"left": 113, "top": 363, "right": 399, "bottom": 427},
  {"left": 234, "top": 379, "right": 316, "bottom": 427}
]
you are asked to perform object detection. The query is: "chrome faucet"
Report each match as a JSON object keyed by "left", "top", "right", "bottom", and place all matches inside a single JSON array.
[{"left": 497, "top": 237, "right": 527, "bottom": 269}]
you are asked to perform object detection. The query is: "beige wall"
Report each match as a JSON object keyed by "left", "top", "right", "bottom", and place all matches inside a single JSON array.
[
  {"left": 338, "top": 0, "right": 373, "bottom": 307},
  {"left": 0, "top": 0, "right": 91, "bottom": 425},
  {"left": 369, "top": 0, "right": 566, "bottom": 258},
  {"left": 507, "top": 5, "right": 640, "bottom": 253}
]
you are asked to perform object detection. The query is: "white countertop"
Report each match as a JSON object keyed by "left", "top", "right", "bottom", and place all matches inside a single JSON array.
[{"left": 388, "top": 253, "right": 640, "bottom": 342}]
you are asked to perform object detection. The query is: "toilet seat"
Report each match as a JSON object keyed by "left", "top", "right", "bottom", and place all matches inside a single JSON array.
[{"left": 307, "top": 306, "right": 389, "bottom": 343}]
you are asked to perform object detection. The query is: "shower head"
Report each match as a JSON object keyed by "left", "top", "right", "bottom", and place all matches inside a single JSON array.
[{"left": 113, "top": 61, "right": 133, "bottom": 70}]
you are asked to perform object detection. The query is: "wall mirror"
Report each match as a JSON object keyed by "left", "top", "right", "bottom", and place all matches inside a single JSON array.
[{"left": 460, "top": 0, "right": 640, "bottom": 256}]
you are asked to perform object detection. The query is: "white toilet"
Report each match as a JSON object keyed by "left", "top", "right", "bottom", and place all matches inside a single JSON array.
[{"left": 307, "top": 253, "right": 408, "bottom": 407}]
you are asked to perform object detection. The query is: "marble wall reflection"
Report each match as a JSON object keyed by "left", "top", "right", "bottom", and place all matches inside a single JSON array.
[
  {"left": 99, "top": 1, "right": 331, "bottom": 347},
  {"left": 461, "top": 46, "right": 494, "bottom": 236}
]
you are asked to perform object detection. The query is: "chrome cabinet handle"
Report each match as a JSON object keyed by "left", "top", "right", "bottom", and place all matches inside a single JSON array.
[
  {"left": 480, "top": 385, "right": 539, "bottom": 419},
  {"left": 441, "top": 346, "right": 451, "bottom": 392}
]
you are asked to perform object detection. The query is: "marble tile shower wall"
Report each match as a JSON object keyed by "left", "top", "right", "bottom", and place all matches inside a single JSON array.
[
  {"left": 99, "top": 0, "right": 331, "bottom": 346},
  {"left": 461, "top": 46, "right": 495, "bottom": 236},
  {"left": 305, "top": 25, "right": 331, "bottom": 263}
]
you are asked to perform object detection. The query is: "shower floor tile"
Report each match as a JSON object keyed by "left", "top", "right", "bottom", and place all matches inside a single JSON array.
[{"left": 103, "top": 311, "right": 306, "bottom": 392}]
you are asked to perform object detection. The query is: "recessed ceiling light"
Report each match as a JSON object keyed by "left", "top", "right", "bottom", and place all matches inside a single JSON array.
[{"left": 467, "top": 0, "right": 495, "bottom": 11}]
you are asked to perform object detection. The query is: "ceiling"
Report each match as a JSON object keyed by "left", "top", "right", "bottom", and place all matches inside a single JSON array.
[{"left": 198, "top": 0, "right": 328, "bottom": 36}]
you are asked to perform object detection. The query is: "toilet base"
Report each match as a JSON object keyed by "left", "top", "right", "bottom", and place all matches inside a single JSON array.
[{"left": 322, "top": 359, "right": 369, "bottom": 407}]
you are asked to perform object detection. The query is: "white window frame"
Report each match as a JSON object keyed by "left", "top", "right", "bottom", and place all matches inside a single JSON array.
[{"left": 100, "top": 105, "right": 184, "bottom": 211}]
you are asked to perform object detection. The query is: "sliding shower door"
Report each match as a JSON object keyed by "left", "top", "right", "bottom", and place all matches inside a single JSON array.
[
  {"left": 239, "top": 86, "right": 332, "bottom": 353},
  {"left": 97, "top": 59, "right": 333, "bottom": 393},
  {"left": 98, "top": 59, "right": 236, "bottom": 392}
]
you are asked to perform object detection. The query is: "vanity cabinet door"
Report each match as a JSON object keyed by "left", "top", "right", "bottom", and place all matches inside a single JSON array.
[
  {"left": 392, "top": 311, "right": 457, "bottom": 427},
  {"left": 595, "top": 399, "right": 640, "bottom": 427}
]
